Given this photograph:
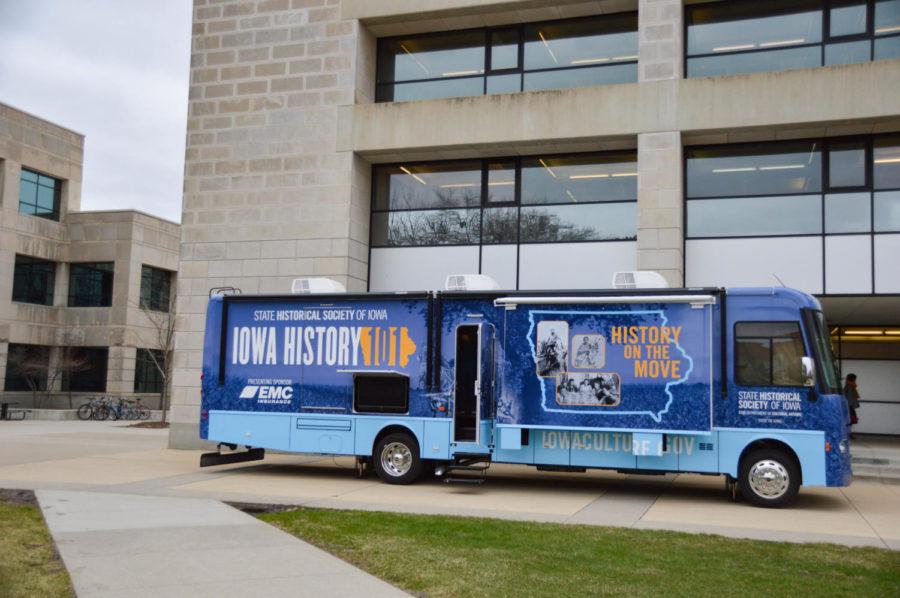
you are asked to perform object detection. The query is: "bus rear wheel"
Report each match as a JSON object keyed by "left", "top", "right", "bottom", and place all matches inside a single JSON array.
[
  {"left": 374, "top": 433, "right": 422, "bottom": 485},
  {"left": 739, "top": 449, "right": 800, "bottom": 508}
]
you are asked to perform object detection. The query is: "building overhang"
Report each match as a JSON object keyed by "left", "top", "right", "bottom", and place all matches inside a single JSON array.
[{"left": 338, "top": 59, "right": 900, "bottom": 162}]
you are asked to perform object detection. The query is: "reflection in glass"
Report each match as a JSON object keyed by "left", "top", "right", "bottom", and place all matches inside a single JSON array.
[
  {"left": 686, "top": 143, "right": 821, "bottom": 198},
  {"left": 874, "top": 137, "right": 900, "bottom": 188},
  {"left": 523, "top": 14, "right": 637, "bottom": 71},
  {"left": 520, "top": 202, "right": 636, "bottom": 242},
  {"left": 490, "top": 29, "right": 519, "bottom": 70},
  {"left": 687, "top": 195, "right": 822, "bottom": 237},
  {"left": 372, "top": 209, "right": 481, "bottom": 246},
  {"left": 487, "top": 162, "right": 516, "bottom": 204},
  {"left": 377, "top": 77, "right": 484, "bottom": 102},
  {"left": 735, "top": 322, "right": 805, "bottom": 387},
  {"left": 874, "top": 190, "right": 900, "bottom": 231},
  {"left": 377, "top": 32, "right": 485, "bottom": 83},
  {"left": 687, "top": 46, "right": 821, "bottom": 77},
  {"left": 830, "top": 1, "right": 868, "bottom": 36},
  {"left": 486, "top": 74, "right": 521, "bottom": 94},
  {"left": 825, "top": 193, "right": 871, "bottom": 233},
  {"left": 875, "top": 0, "right": 900, "bottom": 35},
  {"left": 825, "top": 40, "right": 871, "bottom": 65},
  {"left": 18, "top": 168, "right": 60, "bottom": 221},
  {"left": 521, "top": 153, "right": 637, "bottom": 205},
  {"left": 524, "top": 63, "right": 636, "bottom": 91},
  {"left": 875, "top": 34, "right": 900, "bottom": 58},
  {"left": 829, "top": 142, "right": 866, "bottom": 187},
  {"left": 481, "top": 207, "right": 518, "bottom": 243},
  {"left": 687, "top": 0, "right": 822, "bottom": 55},
  {"left": 374, "top": 163, "right": 482, "bottom": 211}
]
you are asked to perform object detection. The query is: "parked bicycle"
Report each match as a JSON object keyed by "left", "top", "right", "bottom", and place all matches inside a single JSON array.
[{"left": 78, "top": 396, "right": 151, "bottom": 421}]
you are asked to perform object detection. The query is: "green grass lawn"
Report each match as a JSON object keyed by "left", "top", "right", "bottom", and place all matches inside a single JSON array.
[
  {"left": 261, "top": 507, "right": 900, "bottom": 597},
  {"left": 0, "top": 491, "right": 73, "bottom": 598}
]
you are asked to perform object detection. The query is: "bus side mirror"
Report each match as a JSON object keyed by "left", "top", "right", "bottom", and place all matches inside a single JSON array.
[{"left": 801, "top": 356, "right": 816, "bottom": 387}]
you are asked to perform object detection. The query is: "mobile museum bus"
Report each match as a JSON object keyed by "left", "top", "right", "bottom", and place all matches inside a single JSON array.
[{"left": 198, "top": 272, "right": 851, "bottom": 507}]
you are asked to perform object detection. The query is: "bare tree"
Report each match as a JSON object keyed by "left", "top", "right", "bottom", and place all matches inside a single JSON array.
[
  {"left": 6, "top": 343, "right": 91, "bottom": 408},
  {"left": 138, "top": 293, "right": 177, "bottom": 422}
]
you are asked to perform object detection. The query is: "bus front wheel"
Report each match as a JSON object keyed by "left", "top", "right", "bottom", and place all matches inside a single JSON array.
[
  {"left": 739, "top": 449, "right": 800, "bottom": 508},
  {"left": 373, "top": 433, "right": 422, "bottom": 485}
]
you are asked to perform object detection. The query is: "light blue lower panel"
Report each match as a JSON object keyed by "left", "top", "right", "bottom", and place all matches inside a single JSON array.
[
  {"left": 493, "top": 427, "right": 534, "bottom": 464},
  {"left": 534, "top": 430, "right": 571, "bottom": 466},
  {"left": 717, "top": 428, "right": 826, "bottom": 486},
  {"left": 423, "top": 420, "right": 451, "bottom": 460},
  {"left": 568, "top": 431, "right": 636, "bottom": 469},
  {"left": 208, "top": 411, "right": 292, "bottom": 451},
  {"left": 676, "top": 435, "right": 718, "bottom": 473},
  {"left": 291, "top": 417, "right": 354, "bottom": 455}
]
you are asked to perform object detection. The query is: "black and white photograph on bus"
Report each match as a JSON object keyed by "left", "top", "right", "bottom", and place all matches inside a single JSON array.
[
  {"left": 571, "top": 334, "right": 605, "bottom": 369},
  {"left": 536, "top": 321, "right": 568, "bottom": 377},
  {"left": 556, "top": 372, "right": 620, "bottom": 407}
]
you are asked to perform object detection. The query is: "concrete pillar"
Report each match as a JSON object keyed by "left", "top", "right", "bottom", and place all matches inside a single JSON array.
[
  {"left": 170, "top": 0, "right": 371, "bottom": 448},
  {"left": 637, "top": 131, "right": 683, "bottom": 287},
  {"left": 638, "top": 0, "right": 683, "bottom": 82}
]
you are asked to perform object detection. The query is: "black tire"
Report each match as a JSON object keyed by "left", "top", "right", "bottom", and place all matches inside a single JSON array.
[
  {"left": 77, "top": 404, "right": 93, "bottom": 421},
  {"left": 108, "top": 408, "right": 119, "bottom": 421},
  {"left": 739, "top": 448, "right": 800, "bottom": 508},
  {"left": 92, "top": 404, "right": 109, "bottom": 421},
  {"left": 373, "top": 432, "right": 422, "bottom": 485}
]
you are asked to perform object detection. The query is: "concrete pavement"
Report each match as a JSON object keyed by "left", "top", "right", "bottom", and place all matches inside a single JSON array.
[
  {"left": 37, "top": 489, "right": 408, "bottom": 598},
  {"left": 2, "top": 421, "right": 899, "bottom": 551}
]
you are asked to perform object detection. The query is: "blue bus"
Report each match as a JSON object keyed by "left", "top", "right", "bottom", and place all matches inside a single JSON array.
[{"left": 198, "top": 280, "right": 851, "bottom": 507}]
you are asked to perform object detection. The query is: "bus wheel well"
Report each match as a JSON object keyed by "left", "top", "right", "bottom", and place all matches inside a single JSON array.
[
  {"left": 738, "top": 439, "right": 803, "bottom": 485},
  {"left": 372, "top": 425, "right": 420, "bottom": 456}
]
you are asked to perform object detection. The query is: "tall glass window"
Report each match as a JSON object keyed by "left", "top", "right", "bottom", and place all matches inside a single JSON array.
[
  {"left": 4, "top": 344, "right": 51, "bottom": 392},
  {"left": 371, "top": 151, "right": 637, "bottom": 248},
  {"left": 686, "top": 135, "right": 900, "bottom": 294},
  {"left": 18, "top": 168, "right": 61, "bottom": 221},
  {"left": 12, "top": 255, "right": 56, "bottom": 305},
  {"left": 376, "top": 14, "right": 637, "bottom": 102},
  {"left": 68, "top": 262, "right": 114, "bottom": 307},
  {"left": 134, "top": 349, "right": 165, "bottom": 394},
  {"left": 686, "top": 0, "right": 900, "bottom": 78},
  {"left": 61, "top": 347, "right": 108, "bottom": 392},
  {"left": 140, "top": 265, "right": 173, "bottom": 312}
]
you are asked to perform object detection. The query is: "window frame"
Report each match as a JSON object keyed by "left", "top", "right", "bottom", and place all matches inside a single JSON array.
[
  {"left": 733, "top": 320, "right": 809, "bottom": 388},
  {"left": 370, "top": 150, "right": 638, "bottom": 249},
  {"left": 134, "top": 348, "right": 166, "bottom": 394},
  {"left": 375, "top": 12, "right": 639, "bottom": 102},
  {"left": 12, "top": 254, "right": 56, "bottom": 306},
  {"left": 684, "top": 0, "right": 900, "bottom": 78},
  {"left": 68, "top": 262, "right": 115, "bottom": 308},
  {"left": 60, "top": 346, "right": 109, "bottom": 393},
  {"left": 140, "top": 265, "right": 173, "bottom": 312},
  {"left": 4, "top": 343, "right": 51, "bottom": 392},
  {"left": 353, "top": 373, "right": 410, "bottom": 415},
  {"left": 684, "top": 133, "right": 900, "bottom": 241},
  {"left": 18, "top": 167, "right": 62, "bottom": 221}
]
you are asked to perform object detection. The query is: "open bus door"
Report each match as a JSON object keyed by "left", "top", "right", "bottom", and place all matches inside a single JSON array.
[{"left": 453, "top": 323, "right": 495, "bottom": 445}]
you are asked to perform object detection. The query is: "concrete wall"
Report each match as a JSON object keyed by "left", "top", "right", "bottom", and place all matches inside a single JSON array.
[
  {"left": 172, "top": 0, "right": 371, "bottom": 447},
  {"left": 0, "top": 102, "right": 181, "bottom": 409}
]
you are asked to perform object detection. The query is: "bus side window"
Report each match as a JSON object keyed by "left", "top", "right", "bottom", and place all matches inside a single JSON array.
[{"left": 735, "top": 322, "right": 805, "bottom": 387}]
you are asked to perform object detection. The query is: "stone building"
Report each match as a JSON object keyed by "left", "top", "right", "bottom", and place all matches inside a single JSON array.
[
  {"left": 0, "top": 102, "right": 180, "bottom": 410},
  {"left": 172, "top": 0, "right": 900, "bottom": 446}
]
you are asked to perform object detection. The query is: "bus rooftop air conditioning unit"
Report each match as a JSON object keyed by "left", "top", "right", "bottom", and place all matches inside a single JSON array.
[
  {"left": 612, "top": 271, "right": 669, "bottom": 290},
  {"left": 291, "top": 278, "right": 347, "bottom": 294},
  {"left": 445, "top": 274, "right": 501, "bottom": 292}
]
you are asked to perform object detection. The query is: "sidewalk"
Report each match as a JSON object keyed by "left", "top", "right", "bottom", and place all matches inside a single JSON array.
[{"left": 37, "top": 489, "right": 408, "bottom": 598}]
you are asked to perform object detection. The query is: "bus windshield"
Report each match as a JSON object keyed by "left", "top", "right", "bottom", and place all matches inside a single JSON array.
[{"left": 806, "top": 310, "right": 840, "bottom": 394}]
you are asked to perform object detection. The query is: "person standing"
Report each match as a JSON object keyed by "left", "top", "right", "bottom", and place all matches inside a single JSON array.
[{"left": 843, "top": 373, "right": 861, "bottom": 434}]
